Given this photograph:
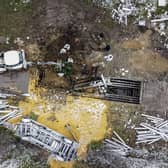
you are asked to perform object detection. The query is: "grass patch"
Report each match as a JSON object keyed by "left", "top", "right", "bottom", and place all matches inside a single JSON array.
[
  {"left": 83, "top": 0, "right": 93, "bottom": 6},
  {"left": 88, "top": 140, "right": 103, "bottom": 150},
  {"left": 53, "top": 62, "right": 73, "bottom": 77},
  {"left": 73, "top": 160, "right": 90, "bottom": 168},
  {"left": 156, "top": 5, "right": 168, "bottom": 15},
  {"left": 28, "top": 112, "right": 39, "bottom": 121}
]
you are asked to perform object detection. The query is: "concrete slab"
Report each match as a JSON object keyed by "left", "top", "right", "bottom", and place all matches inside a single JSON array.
[
  {"left": 0, "top": 71, "right": 29, "bottom": 93},
  {"left": 142, "top": 81, "right": 168, "bottom": 116}
]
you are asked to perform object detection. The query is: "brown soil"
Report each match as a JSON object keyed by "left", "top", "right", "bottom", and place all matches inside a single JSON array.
[
  {"left": 30, "top": 0, "right": 114, "bottom": 79},
  {"left": 129, "top": 49, "right": 168, "bottom": 75}
]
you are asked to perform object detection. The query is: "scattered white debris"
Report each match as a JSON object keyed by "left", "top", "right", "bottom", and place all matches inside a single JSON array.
[
  {"left": 22, "top": 0, "right": 31, "bottom": 4},
  {"left": 60, "top": 44, "right": 71, "bottom": 54},
  {"left": 60, "top": 48, "right": 67, "bottom": 54},
  {"left": 57, "top": 72, "right": 64, "bottom": 77},
  {"left": 13, "top": 8, "right": 17, "bottom": 12},
  {"left": 26, "top": 36, "right": 30, "bottom": 40},
  {"left": 111, "top": 1, "right": 138, "bottom": 25},
  {"left": 158, "top": 0, "right": 168, "bottom": 7},
  {"left": 104, "top": 131, "right": 132, "bottom": 156},
  {"left": 125, "top": 69, "right": 129, "bottom": 73},
  {"left": 160, "top": 22, "right": 166, "bottom": 31},
  {"left": 6, "top": 37, "right": 10, "bottom": 44},
  {"left": 14, "top": 37, "right": 24, "bottom": 46},
  {"left": 120, "top": 68, "right": 129, "bottom": 76},
  {"left": 122, "top": 72, "right": 126, "bottom": 76},
  {"left": 0, "top": 100, "right": 22, "bottom": 125},
  {"left": 151, "top": 17, "right": 168, "bottom": 23},
  {"left": 0, "top": 93, "right": 16, "bottom": 98},
  {"left": 138, "top": 20, "right": 146, "bottom": 27},
  {"left": 104, "top": 54, "right": 113, "bottom": 62},
  {"left": 64, "top": 44, "right": 71, "bottom": 50},
  {"left": 21, "top": 93, "right": 30, "bottom": 97},
  {"left": 67, "top": 57, "right": 74, "bottom": 63},
  {"left": 136, "top": 114, "right": 168, "bottom": 144}
]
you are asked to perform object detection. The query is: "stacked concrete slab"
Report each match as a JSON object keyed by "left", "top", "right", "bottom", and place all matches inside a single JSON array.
[{"left": 15, "top": 119, "right": 79, "bottom": 161}]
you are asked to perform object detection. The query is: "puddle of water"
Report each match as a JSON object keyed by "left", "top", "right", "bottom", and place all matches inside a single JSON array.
[{"left": 18, "top": 75, "right": 108, "bottom": 168}]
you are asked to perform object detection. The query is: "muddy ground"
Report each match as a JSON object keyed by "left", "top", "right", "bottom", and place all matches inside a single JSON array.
[{"left": 1, "top": 0, "right": 168, "bottom": 168}]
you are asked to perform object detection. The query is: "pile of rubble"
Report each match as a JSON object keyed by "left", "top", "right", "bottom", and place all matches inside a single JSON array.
[
  {"left": 0, "top": 99, "right": 79, "bottom": 162},
  {"left": 92, "top": 0, "right": 168, "bottom": 49},
  {"left": 104, "top": 113, "right": 168, "bottom": 156},
  {"left": 16, "top": 119, "right": 79, "bottom": 161},
  {"left": 87, "top": 130, "right": 168, "bottom": 168},
  {"left": 111, "top": 1, "right": 137, "bottom": 25}
]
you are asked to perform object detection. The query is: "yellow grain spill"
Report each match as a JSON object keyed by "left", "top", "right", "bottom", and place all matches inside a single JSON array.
[
  {"left": 18, "top": 78, "right": 108, "bottom": 168},
  {"left": 49, "top": 159, "right": 74, "bottom": 168}
]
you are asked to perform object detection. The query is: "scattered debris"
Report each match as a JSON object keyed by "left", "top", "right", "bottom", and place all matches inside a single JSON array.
[
  {"left": 104, "top": 131, "right": 132, "bottom": 156},
  {"left": 15, "top": 118, "right": 79, "bottom": 161},
  {"left": 0, "top": 110, "right": 21, "bottom": 125},
  {"left": 0, "top": 100, "right": 22, "bottom": 125},
  {"left": 64, "top": 44, "right": 71, "bottom": 51},
  {"left": 60, "top": 44, "right": 71, "bottom": 54},
  {"left": 22, "top": 0, "right": 31, "bottom": 4},
  {"left": 6, "top": 37, "right": 10, "bottom": 44},
  {"left": 104, "top": 54, "right": 113, "bottom": 62},
  {"left": 111, "top": 1, "right": 138, "bottom": 25},
  {"left": 136, "top": 114, "right": 168, "bottom": 144},
  {"left": 73, "top": 76, "right": 142, "bottom": 104},
  {"left": 138, "top": 20, "right": 146, "bottom": 27},
  {"left": 158, "top": 0, "right": 168, "bottom": 7},
  {"left": 14, "top": 37, "right": 24, "bottom": 46},
  {"left": 67, "top": 57, "right": 74, "bottom": 63},
  {"left": 1, "top": 0, "right": 168, "bottom": 167},
  {"left": 0, "top": 93, "right": 16, "bottom": 98},
  {"left": 60, "top": 48, "right": 67, "bottom": 54},
  {"left": 120, "top": 68, "right": 129, "bottom": 76}
]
